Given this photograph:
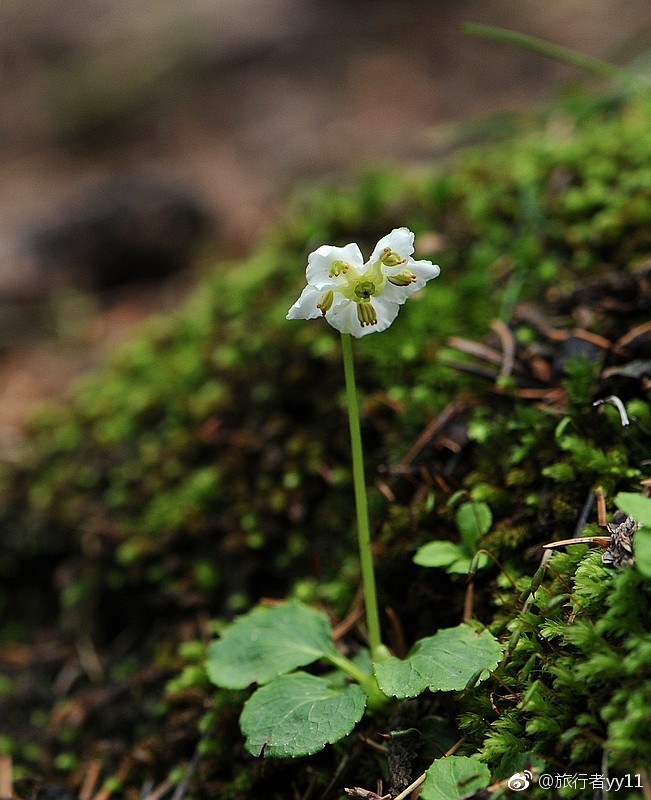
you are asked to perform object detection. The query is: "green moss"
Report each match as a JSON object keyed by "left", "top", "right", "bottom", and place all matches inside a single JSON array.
[{"left": 466, "top": 552, "right": 651, "bottom": 798}]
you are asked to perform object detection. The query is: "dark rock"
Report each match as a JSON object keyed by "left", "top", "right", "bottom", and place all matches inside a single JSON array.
[{"left": 29, "top": 176, "right": 209, "bottom": 292}]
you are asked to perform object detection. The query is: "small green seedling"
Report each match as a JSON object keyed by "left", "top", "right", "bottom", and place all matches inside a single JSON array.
[{"left": 413, "top": 498, "right": 492, "bottom": 575}]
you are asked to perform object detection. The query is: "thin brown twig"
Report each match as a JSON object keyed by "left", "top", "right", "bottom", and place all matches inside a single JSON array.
[
  {"left": 392, "top": 774, "right": 425, "bottom": 800},
  {"left": 447, "top": 336, "right": 504, "bottom": 367},
  {"left": 170, "top": 751, "right": 200, "bottom": 800},
  {"left": 296, "top": 772, "right": 318, "bottom": 800},
  {"left": 385, "top": 607, "right": 407, "bottom": 659},
  {"left": 91, "top": 756, "right": 132, "bottom": 800},
  {"left": 490, "top": 319, "right": 516, "bottom": 379},
  {"left": 323, "top": 743, "right": 361, "bottom": 800},
  {"left": 595, "top": 486, "right": 607, "bottom": 528},
  {"left": 397, "top": 401, "right": 470, "bottom": 473},
  {"left": 439, "top": 359, "right": 500, "bottom": 381},
  {"left": 0, "top": 755, "right": 13, "bottom": 800},
  {"left": 79, "top": 760, "right": 103, "bottom": 800},
  {"left": 462, "top": 580, "right": 474, "bottom": 622},
  {"left": 332, "top": 585, "right": 365, "bottom": 642},
  {"left": 141, "top": 780, "right": 174, "bottom": 800},
  {"left": 616, "top": 319, "right": 651, "bottom": 348}
]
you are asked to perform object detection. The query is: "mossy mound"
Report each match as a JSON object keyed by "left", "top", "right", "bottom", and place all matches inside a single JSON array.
[{"left": 1, "top": 89, "right": 651, "bottom": 798}]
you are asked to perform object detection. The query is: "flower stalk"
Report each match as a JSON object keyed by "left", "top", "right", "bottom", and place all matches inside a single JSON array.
[
  {"left": 340, "top": 332, "right": 386, "bottom": 662},
  {"left": 286, "top": 227, "right": 439, "bottom": 662}
]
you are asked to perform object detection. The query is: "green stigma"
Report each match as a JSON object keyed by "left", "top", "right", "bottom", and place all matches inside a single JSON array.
[{"left": 354, "top": 280, "right": 376, "bottom": 300}]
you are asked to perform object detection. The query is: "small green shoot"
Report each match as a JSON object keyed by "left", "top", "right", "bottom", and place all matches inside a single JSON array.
[
  {"left": 615, "top": 492, "right": 651, "bottom": 578},
  {"left": 414, "top": 500, "right": 492, "bottom": 574}
]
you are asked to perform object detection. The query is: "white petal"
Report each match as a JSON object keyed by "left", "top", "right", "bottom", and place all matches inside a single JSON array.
[
  {"left": 378, "top": 260, "right": 440, "bottom": 306},
  {"left": 286, "top": 284, "right": 326, "bottom": 320},
  {"left": 408, "top": 258, "right": 441, "bottom": 288},
  {"left": 369, "top": 227, "right": 415, "bottom": 263},
  {"left": 380, "top": 281, "right": 418, "bottom": 305},
  {"left": 305, "top": 242, "right": 365, "bottom": 290},
  {"left": 327, "top": 297, "right": 401, "bottom": 337},
  {"left": 326, "top": 300, "right": 360, "bottom": 335},
  {"left": 371, "top": 297, "right": 401, "bottom": 333}
]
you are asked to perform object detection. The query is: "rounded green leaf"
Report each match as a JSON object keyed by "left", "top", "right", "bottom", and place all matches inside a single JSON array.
[
  {"left": 414, "top": 541, "right": 466, "bottom": 568},
  {"left": 374, "top": 624, "right": 502, "bottom": 699},
  {"left": 615, "top": 492, "right": 651, "bottom": 527},
  {"left": 421, "top": 756, "right": 490, "bottom": 800},
  {"left": 634, "top": 527, "right": 651, "bottom": 578},
  {"left": 414, "top": 541, "right": 488, "bottom": 574},
  {"left": 206, "top": 602, "right": 336, "bottom": 689},
  {"left": 240, "top": 672, "right": 367, "bottom": 757},
  {"left": 455, "top": 502, "right": 492, "bottom": 551}
]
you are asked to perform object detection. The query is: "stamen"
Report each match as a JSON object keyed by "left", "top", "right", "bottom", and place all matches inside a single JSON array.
[
  {"left": 329, "top": 261, "right": 350, "bottom": 278},
  {"left": 388, "top": 269, "right": 417, "bottom": 286},
  {"left": 357, "top": 301, "right": 378, "bottom": 327},
  {"left": 317, "top": 290, "right": 334, "bottom": 316},
  {"left": 380, "top": 247, "right": 407, "bottom": 267}
]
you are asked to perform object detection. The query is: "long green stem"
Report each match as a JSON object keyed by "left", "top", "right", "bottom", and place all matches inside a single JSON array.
[
  {"left": 340, "top": 332, "right": 384, "bottom": 660},
  {"left": 325, "top": 650, "right": 389, "bottom": 709}
]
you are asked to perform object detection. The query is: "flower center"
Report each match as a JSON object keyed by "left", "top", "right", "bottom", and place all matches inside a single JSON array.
[{"left": 354, "top": 280, "right": 376, "bottom": 301}]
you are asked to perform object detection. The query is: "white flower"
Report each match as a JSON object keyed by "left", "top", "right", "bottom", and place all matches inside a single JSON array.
[{"left": 286, "top": 228, "right": 440, "bottom": 337}]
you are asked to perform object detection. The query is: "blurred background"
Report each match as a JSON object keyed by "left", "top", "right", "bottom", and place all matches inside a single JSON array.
[{"left": 2, "top": 0, "right": 651, "bottom": 445}]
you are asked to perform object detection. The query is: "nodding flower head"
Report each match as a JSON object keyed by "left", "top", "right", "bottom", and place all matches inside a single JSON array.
[{"left": 286, "top": 228, "right": 440, "bottom": 337}]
